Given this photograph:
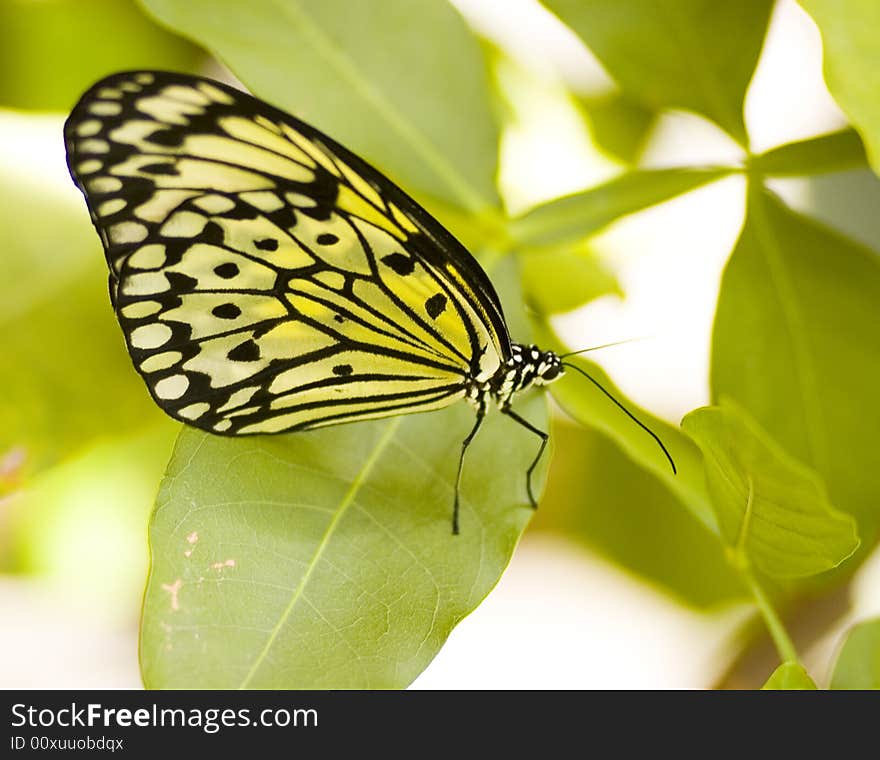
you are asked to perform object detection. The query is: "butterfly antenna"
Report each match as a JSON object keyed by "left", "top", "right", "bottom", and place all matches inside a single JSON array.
[
  {"left": 561, "top": 361, "right": 677, "bottom": 475},
  {"left": 560, "top": 337, "right": 649, "bottom": 359}
]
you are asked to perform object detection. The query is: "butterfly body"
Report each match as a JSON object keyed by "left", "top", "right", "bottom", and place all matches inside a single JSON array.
[
  {"left": 467, "top": 342, "right": 563, "bottom": 414},
  {"left": 63, "top": 70, "right": 563, "bottom": 530}
]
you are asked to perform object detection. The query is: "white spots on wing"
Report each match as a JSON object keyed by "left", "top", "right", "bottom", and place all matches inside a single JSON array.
[
  {"left": 120, "top": 300, "right": 162, "bottom": 319},
  {"left": 161, "top": 578, "right": 182, "bottom": 611},
  {"left": 127, "top": 243, "right": 166, "bottom": 270},
  {"left": 130, "top": 323, "right": 173, "bottom": 350},
  {"left": 214, "top": 419, "right": 232, "bottom": 432},
  {"left": 77, "top": 159, "right": 102, "bottom": 174},
  {"left": 98, "top": 87, "right": 122, "bottom": 99},
  {"left": 89, "top": 101, "right": 122, "bottom": 116},
  {"left": 197, "top": 81, "right": 234, "bottom": 104},
  {"left": 122, "top": 271, "right": 170, "bottom": 296},
  {"left": 109, "top": 119, "right": 169, "bottom": 146},
  {"left": 75, "top": 119, "right": 102, "bottom": 137},
  {"left": 160, "top": 210, "right": 208, "bottom": 238},
  {"left": 109, "top": 220, "right": 148, "bottom": 243},
  {"left": 218, "top": 386, "right": 257, "bottom": 413},
  {"left": 313, "top": 270, "right": 346, "bottom": 290},
  {"left": 285, "top": 192, "right": 317, "bottom": 208},
  {"left": 241, "top": 190, "right": 284, "bottom": 212},
  {"left": 79, "top": 138, "right": 109, "bottom": 154},
  {"left": 154, "top": 374, "right": 189, "bottom": 400},
  {"left": 211, "top": 558, "right": 236, "bottom": 571},
  {"left": 162, "top": 84, "right": 211, "bottom": 106},
  {"left": 134, "top": 189, "right": 199, "bottom": 223},
  {"left": 135, "top": 93, "right": 203, "bottom": 125},
  {"left": 194, "top": 194, "right": 236, "bottom": 214},
  {"left": 97, "top": 198, "right": 126, "bottom": 216},
  {"left": 88, "top": 176, "right": 122, "bottom": 193},
  {"left": 178, "top": 402, "right": 210, "bottom": 421},
  {"left": 135, "top": 73, "right": 155, "bottom": 85},
  {"left": 140, "top": 350, "right": 181, "bottom": 373}
]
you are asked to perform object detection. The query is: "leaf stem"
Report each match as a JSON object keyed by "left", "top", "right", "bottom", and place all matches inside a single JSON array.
[{"left": 742, "top": 566, "right": 800, "bottom": 666}]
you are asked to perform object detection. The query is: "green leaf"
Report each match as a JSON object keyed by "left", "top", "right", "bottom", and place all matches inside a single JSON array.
[
  {"left": 140, "top": 0, "right": 500, "bottom": 213},
  {"left": 578, "top": 93, "right": 656, "bottom": 165},
  {"left": 749, "top": 130, "right": 868, "bottom": 177},
  {"left": 520, "top": 246, "right": 622, "bottom": 315},
  {"left": 541, "top": 0, "right": 774, "bottom": 145},
  {"left": 830, "top": 618, "right": 880, "bottom": 689},
  {"left": 510, "top": 168, "right": 730, "bottom": 248},
  {"left": 798, "top": 0, "right": 880, "bottom": 177},
  {"left": 534, "top": 421, "right": 744, "bottom": 609},
  {"left": 0, "top": 0, "right": 203, "bottom": 111},
  {"left": 712, "top": 186, "right": 880, "bottom": 538},
  {"left": 682, "top": 402, "right": 858, "bottom": 578},
  {"left": 532, "top": 321, "right": 715, "bottom": 533},
  {"left": 141, "top": 394, "right": 548, "bottom": 689},
  {"left": 761, "top": 662, "right": 818, "bottom": 690}
]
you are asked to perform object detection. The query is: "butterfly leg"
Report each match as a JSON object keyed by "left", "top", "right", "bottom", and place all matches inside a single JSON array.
[
  {"left": 454, "top": 401, "right": 487, "bottom": 535},
  {"left": 502, "top": 407, "right": 549, "bottom": 509}
]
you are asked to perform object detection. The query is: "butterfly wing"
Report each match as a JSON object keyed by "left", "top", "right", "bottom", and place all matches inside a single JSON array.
[{"left": 64, "top": 71, "right": 510, "bottom": 434}]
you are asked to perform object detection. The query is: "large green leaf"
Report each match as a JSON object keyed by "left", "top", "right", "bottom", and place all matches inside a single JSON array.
[
  {"left": 830, "top": 618, "right": 880, "bottom": 689},
  {"left": 532, "top": 321, "right": 715, "bottom": 533},
  {"left": 712, "top": 187, "right": 880, "bottom": 539},
  {"left": 541, "top": 0, "right": 773, "bottom": 145},
  {"left": 798, "top": 0, "right": 880, "bottom": 176},
  {"left": 0, "top": 0, "right": 203, "bottom": 111},
  {"left": 749, "top": 130, "right": 868, "bottom": 177},
  {"left": 761, "top": 662, "right": 818, "bottom": 690},
  {"left": 682, "top": 402, "right": 858, "bottom": 579},
  {"left": 510, "top": 168, "right": 730, "bottom": 248},
  {"left": 141, "top": 393, "right": 548, "bottom": 689},
  {"left": 140, "top": 0, "right": 499, "bottom": 213}
]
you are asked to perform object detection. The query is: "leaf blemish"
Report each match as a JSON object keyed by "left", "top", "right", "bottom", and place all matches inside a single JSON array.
[
  {"left": 161, "top": 578, "right": 183, "bottom": 611},
  {"left": 211, "top": 559, "right": 236, "bottom": 571},
  {"left": 184, "top": 531, "right": 199, "bottom": 558}
]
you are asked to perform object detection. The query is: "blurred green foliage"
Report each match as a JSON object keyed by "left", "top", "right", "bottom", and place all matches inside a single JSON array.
[
  {"left": 1, "top": 0, "right": 879, "bottom": 689},
  {"left": 830, "top": 618, "right": 880, "bottom": 689},
  {"left": 0, "top": 0, "right": 204, "bottom": 111}
]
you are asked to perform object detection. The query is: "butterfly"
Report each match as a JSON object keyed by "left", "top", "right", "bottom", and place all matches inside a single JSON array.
[{"left": 64, "top": 71, "right": 673, "bottom": 533}]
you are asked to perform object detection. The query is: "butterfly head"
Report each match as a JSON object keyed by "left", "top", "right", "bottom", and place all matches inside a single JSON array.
[{"left": 502, "top": 343, "right": 564, "bottom": 392}]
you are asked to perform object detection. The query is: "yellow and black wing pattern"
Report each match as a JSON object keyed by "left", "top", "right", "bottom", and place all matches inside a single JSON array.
[{"left": 64, "top": 71, "right": 511, "bottom": 435}]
